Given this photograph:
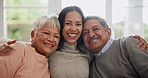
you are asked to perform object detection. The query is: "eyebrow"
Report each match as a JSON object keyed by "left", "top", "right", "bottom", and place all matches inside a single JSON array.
[
  {"left": 55, "top": 32, "right": 60, "bottom": 35},
  {"left": 65, "top": 20, "right": 71, "bottom": 22},
  {"left": 92, "top": 25, "right": 100, "bottom": 28},
  {"left": 76, "top": 21, "right": 82, "bottom": 23},
  {"left": 83, "top": 25, "right": 99, "bottom": 29},
  {"left": 83, "top": 25, "right": 100, "bottom": 32},
  {"left": 65, "top": 20, "right": 82, "bottom": 23},
  {"left": 44, "top": 29, "right": 60, "bottom": 34}
]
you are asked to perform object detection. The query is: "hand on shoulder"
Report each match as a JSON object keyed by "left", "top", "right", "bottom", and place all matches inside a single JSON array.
[
  {"left": 132, "top": 35, "right": 148, "bottom": 52},
  {"left": 0, "top": 39, "right": 16, "bottom": 56}
]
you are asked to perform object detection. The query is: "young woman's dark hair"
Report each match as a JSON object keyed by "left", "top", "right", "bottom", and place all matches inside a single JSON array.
[{"left": 57, "top": 6, "right": 85, "bottom": 52}]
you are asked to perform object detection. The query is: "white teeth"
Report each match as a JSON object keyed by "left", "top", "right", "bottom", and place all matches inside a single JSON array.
[
  {"left": 92, "top": 40, "right": 97, "bottom": 43},
  {"left": 89, "top": 39, "right": 97, "bottom": 43},
  {"left": 90, "top": 40, "right": 95, "bottom": 43},
  {"left": 68, "top": 34, "right": 76, "bottom": 36},
  {"left": 45, "top": 44, "right": 53, "bottom": 48}
]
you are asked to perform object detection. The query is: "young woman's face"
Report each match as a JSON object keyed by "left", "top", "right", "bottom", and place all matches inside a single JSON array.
[{"left": 62, "top": 11, "right": 83, "bottom": 43}]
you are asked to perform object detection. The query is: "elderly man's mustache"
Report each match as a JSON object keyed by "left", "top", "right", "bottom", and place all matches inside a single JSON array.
[{"left": 88, "top": 35, "right": 101, "bottom": 44}]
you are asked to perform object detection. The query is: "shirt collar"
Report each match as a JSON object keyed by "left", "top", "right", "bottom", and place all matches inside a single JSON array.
[{"left": 95, "top": 38, "right": 113, "bottom": 56}]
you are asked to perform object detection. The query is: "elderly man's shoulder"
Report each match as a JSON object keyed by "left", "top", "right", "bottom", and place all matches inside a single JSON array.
[{"left": 119, "top": 36, "right": 138, "bottom": 46}]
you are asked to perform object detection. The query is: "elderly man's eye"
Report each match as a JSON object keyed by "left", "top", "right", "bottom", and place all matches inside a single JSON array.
[
  {"left": 83, "top": 31, "right": 88, "bottom": 36},
  {"left": 93, "top": 28, "right": 100, "bottom": 31}
]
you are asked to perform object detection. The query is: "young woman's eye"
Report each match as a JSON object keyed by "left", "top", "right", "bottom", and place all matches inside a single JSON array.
[
  {"left": 65, "top": 23, "right": 71, "bottom": 26},
  {"left": 76, "top": 23, "right": 82, "bottom": 27}
]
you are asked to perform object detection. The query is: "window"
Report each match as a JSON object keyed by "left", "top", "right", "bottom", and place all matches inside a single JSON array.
[
  {"left": 112, "top": 0, "right": 128, "bottom": 39},
  {"left": 62, "top": 0, "right": 106, "bottom": 17},
  {"left": 3, "top": 0, "right": 148, "bottom": 41},
  {"left": 112, "top": 0, "right": 148, "bottom": 40},
  {"left": 4, "top": 0, "right": 48, "bottom": 42},
  {"left": 143, "top": 0, "right": 148, "bottom": 41}
]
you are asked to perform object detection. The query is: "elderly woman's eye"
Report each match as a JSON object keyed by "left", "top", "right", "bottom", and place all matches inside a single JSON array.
[
  {"left": 54, "top": 35, "right": 60, "bottom": 38},
  {"left": 43, "top": 32, "right": 50, "bottom": 35},
  {"left": 44, "top": 32, "right": 48, "bottom": 34}
]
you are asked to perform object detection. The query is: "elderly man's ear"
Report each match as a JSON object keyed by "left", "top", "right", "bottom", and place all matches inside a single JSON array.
[{"left": 106, "top": 28, "right": 111, "bottom": 36}]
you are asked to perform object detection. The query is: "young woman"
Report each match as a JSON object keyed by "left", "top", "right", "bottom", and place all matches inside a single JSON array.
[{"left": 49, "top": 6, "right": 90, "bottom": 78}]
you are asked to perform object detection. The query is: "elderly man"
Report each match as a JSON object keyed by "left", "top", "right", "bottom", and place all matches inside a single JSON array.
[
  {"left": 83, "top": 16, "right": 148, "bottom": 78},
  {"left": 0, "top": 15, "right": 60, "bottom": 78}
]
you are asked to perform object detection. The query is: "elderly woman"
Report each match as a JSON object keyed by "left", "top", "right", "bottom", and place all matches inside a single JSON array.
[{"left": 0, "top": 15, "right": 60, "bottom": 78}]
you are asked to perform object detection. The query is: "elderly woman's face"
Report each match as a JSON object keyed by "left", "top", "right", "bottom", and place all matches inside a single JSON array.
[{"left": 31, "top": 21, "right": 60, "bottom": 57}]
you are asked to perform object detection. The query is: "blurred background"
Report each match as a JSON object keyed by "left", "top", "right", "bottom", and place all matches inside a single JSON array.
[{"left": 0, "top": 0, "right": 148, "bottom": 42}]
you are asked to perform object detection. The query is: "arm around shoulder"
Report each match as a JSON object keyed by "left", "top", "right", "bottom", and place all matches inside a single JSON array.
[
  {"left": 123, "top": 36, "right": 148, "bottom": 78},
  {"left": 0, "top": 41, "right": 27, "bottom": 78}
]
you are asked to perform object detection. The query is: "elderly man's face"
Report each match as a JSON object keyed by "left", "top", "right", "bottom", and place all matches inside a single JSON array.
[
  {"left": 83, "top": 19, "right": 111, "bottom": 53},
  {"left": 31, "top": 21, "right": 60, "bottom": 57}
]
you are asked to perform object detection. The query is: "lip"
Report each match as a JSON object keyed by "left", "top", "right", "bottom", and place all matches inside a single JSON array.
[
  {"left": 43, "top": 42, "right": 54, "bottom": 48},
  {"left": 88, "top": 39, "right": 97, "bottom": 44},
  {"left": 88, "top": 36, "right": 101, "bottom": 44},
  {"left": 67, "top": 33, "right": 78, "bottom": 39},
  {"left": 68, "top": 33, "right": 77, "bottom": 36}
]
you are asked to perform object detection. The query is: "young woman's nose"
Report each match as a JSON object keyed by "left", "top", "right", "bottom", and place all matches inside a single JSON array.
[{"left": 70, "top": 25, "right": 77, "bottom": 32}]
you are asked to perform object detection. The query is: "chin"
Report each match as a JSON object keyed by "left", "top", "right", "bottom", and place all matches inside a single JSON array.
[
  {"left": 87, "top": 46, "right": 96, "bottom": 50},
  {"left": 67, "top": 40, "right": 77, "bottom": 44}
]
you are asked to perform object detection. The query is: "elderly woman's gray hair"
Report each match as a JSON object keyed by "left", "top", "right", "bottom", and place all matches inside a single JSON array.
[{"left": 32, "top": 14, "right": 61, "bottom": 31}]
